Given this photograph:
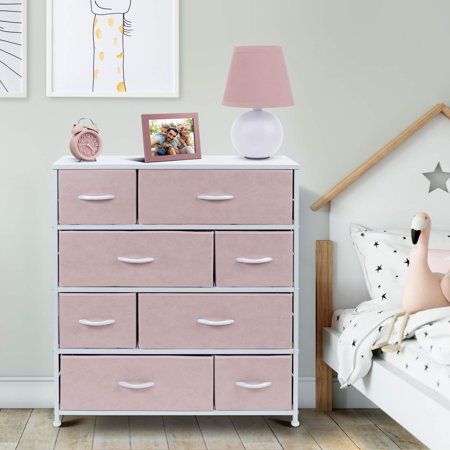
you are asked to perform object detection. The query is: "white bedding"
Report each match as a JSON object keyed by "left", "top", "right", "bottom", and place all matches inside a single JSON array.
[
  {"left": 331, "top": 299, "right": 450, "bottom": 399},
  {"left": 380, "top": 339, "right": 450, "bottom": 400}
]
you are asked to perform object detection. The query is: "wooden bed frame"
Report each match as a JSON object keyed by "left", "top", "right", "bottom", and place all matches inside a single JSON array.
[{"left": 315, "top": 240, "right": 450, "bottom": 449}]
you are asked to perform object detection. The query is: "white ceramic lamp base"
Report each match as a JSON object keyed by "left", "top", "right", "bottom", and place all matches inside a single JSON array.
[{"left": 231, "top": 109, "right": 284, "bottom": 159}]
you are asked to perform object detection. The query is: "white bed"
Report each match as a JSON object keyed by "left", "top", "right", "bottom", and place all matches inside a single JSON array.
[
  {"left": 312, "top": 104, "right": 450, "bottom": 449},
  {"left": 332, "top": 309, "right": 450, "bottom": 402},
  {"left": 322, "top": 325, "right": 450, "bottom": 449}
]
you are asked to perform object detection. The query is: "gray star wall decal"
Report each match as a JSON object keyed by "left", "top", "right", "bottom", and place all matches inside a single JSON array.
[{"left": 422, "top": 162, "right": 450, "bottom": 193}]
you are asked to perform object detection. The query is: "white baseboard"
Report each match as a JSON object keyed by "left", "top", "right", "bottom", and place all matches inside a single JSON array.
[
  {"left": 0, "top": 376, "right": 374, "bottom": 409},
  {"left": 298, "top": 377, "right": 376, "bottom": 408},
  {"left": 0, "top": 377, "right": 54, "bottom": 408},
  {"left": 298, "top": 376, "right": 316, "bottom": 408}
]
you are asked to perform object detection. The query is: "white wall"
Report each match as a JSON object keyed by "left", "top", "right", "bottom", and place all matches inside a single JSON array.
[
  {"left": 331, "top": 115, "right": 450, "bottom": 311},
  {"left": 2, "top": 0, "right": 450, "bottom": 406}
]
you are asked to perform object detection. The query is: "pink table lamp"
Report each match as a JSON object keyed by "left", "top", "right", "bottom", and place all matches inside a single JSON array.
[{"left": 223, "top": 46, "right": 294, "bottom": 159}]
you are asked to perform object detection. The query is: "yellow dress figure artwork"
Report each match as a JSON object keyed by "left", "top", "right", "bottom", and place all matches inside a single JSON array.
[{"left": 90, "top": 0, "right": 132, "bottom": 94}]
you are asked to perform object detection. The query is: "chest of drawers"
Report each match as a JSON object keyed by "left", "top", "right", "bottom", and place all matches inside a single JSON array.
[{"left": 52, "top": 154, "right": 300, "bottom": 427}]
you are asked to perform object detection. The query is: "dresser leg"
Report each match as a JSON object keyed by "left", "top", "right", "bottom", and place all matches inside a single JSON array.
[
  {"left": 53, "top": 412, "right": 62, "bottom": 428},
  {"left": 291, "top": 411, "right": 300, "bottom": 427}
]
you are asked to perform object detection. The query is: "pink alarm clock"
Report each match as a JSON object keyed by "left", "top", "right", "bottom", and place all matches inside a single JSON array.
[{"left": 70, "top": 118, "right": 103, "bottom": 161}]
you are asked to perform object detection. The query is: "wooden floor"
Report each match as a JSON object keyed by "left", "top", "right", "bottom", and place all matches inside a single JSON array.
[{"left": 0, "top": 409, "right": 427, "bottom": 450}]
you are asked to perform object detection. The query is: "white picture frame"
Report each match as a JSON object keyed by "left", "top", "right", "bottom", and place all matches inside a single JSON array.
[
  {"left": 46, "top": 0, "right": 179, "bottom": 98},
  {"left": 0, "top": 0, "right": 27, "bottom": 98}
]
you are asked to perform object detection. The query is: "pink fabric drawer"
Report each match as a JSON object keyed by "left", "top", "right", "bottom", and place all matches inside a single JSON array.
[
  {"left": 215, "top": 232, "right": 293, "bottom": 287},
  {"left": 215, "top": 356, "right": 292, "bottom": 411},
  {"left": 59, "top": 294, "right": 136, "bottom": 349},
  {"left": 138, "top": 170, "right": 293, "bottom": 225},
  {"left": 58, "top": 170, "right": 136, "bottom": 225},
  {"left": 138, "top": 294, "right": 292, "bottom": 349},
  {"left": 58, "top": 231, "right": 214, "bottom": 287},
  {"left": 60, "top": 356, "right": 213, "bottom": 411}
]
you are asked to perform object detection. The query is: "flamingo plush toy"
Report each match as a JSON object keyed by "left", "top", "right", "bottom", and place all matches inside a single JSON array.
[{"left": 374, "top": 212, "right": 450, "bottom": 353}]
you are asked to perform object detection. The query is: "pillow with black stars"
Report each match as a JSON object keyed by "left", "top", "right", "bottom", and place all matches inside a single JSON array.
[{"left": 350, "top": 224, "right": 450, "bottom": 307}]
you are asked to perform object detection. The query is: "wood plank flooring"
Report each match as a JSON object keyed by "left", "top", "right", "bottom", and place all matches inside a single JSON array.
[{"left": 0, "top": 409, "right": 426, "bottom": 449}]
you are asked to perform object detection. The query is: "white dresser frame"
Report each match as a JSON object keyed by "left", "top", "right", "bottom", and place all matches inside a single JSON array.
[{"left": 52, "top": 155, "right": 300, "bottom": 427}]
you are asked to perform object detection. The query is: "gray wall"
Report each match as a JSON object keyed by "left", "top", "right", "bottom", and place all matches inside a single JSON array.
[{"left": 2, "top": 0, "right": 450, "bottom": 391}]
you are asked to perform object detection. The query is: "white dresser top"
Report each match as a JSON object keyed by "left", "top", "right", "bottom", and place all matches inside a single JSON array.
[{"left": 53, "top": 154, "right": 299, "bottom": 170}]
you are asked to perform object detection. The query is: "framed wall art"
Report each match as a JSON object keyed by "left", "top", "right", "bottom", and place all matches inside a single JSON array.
[
  {"left": 47, "top": 0, "right": 179, "bottom": 97},
  {"left": 0, "top": 0, "right": 27, "bottom": 97}
]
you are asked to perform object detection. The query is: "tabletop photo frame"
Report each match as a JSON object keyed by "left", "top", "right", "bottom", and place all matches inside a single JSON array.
[{"left": 141, "top": 113, "right": 201, "bottom": 163}]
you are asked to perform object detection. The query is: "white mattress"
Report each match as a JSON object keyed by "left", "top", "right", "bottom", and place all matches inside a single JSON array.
[{"left": 332, "top": 308, "right": 450, "bottom": 401}]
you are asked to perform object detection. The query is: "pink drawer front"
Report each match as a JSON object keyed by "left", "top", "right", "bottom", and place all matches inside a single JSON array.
[
  {"left": 59, "top": 294, "right": 136, "bottom": 349},
  {"left": 215, "top": 356, "right": 292, "bottom": 411},
  {"left": 58, "top": 231, "right": 214, "bottom": 287},
  {"left": 60, "top": 356, "right": 213, "bottom": 411},
  {"left": 138, "top": 294, "right": 292, "bottom": 349},
  {"left": 58, "top": 170, "right": 136, "bottom": 225},
  {"left": 215, "top": 232, "right": 293, "bottom": 287},
  {"left": 138, "top": 170, "right": 293, "bottom": 225}
]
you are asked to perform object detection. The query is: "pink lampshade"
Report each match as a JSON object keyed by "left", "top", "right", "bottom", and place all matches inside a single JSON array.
[{"left": 222, "top": 46, "right": 294, "bottom": 109}]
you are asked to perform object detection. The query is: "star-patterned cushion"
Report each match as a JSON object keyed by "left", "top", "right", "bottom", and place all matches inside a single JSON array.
[{"left": 350, "top": 224, "right": 450, "bottom": 307}]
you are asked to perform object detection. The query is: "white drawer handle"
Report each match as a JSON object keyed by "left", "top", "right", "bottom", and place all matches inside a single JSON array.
[
  {"left": 197, "top": 319, "right": 235, "bottom": 326},
  {"left": 197, "top": 194, "right": 234, "bottom": 201},
  {"left": 79, "top": 319, "right": 116, "bottom": 327},
  {"left": 236, "top": 257, "right": 273, "bottom": 264},
  {"left": 118, "top": 381, "right": 155, "bottom": 390},
  {"left": 78, "top": 194, "right": 115, "bottom": 201},
  {"left": 235, "top": 381, "right": 272, "bottom": 390},
  {"left": 117, "top": 257, "right": 155, "bottom": 264}
]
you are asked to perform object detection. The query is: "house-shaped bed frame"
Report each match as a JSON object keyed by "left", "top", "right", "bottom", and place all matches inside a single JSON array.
[{"left": 311, "top": 103, "right": 450, "bottom": 449}]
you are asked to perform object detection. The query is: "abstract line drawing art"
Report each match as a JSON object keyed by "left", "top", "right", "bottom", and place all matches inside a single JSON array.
[
  {"left": 47, "top": 0, "right": 179, "bottom": 98},
  {"left": 0, "top": 0, "right": 27, "bottom": 97},
  {"left": 91, "top": 0, "right": 132, "bottom": 94}
]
